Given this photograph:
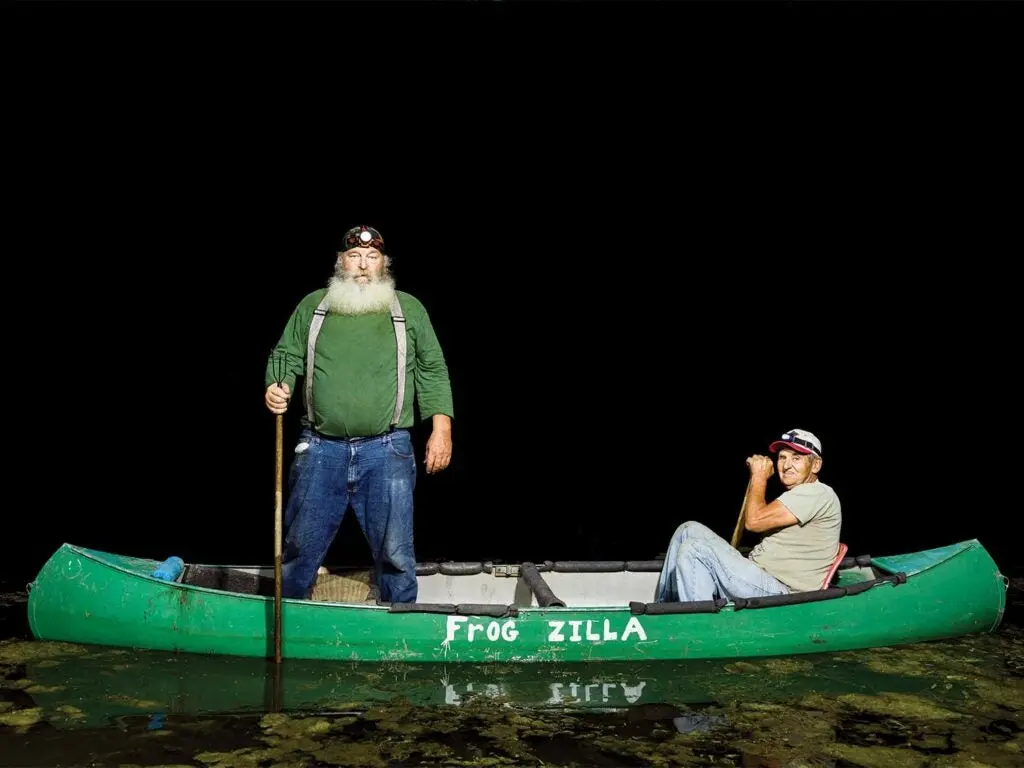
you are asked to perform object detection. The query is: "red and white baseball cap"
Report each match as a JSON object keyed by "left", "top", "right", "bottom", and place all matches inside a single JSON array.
[{"left": 768, "top": 428, "right": 822, "bottom": 457}]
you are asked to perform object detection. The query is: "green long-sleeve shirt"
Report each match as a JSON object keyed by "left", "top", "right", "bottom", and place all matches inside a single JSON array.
[{"left": 265, "top": 289, "right": 454, "bottom": 438}]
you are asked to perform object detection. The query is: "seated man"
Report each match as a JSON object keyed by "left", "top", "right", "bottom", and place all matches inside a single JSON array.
[{"left": 654, "top": 428, "right": 842, "bottom": 602}]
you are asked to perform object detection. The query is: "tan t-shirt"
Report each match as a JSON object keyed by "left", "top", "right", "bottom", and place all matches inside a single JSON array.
[{"left": 747, "top": 480, "right": 842, "bottom": 592}]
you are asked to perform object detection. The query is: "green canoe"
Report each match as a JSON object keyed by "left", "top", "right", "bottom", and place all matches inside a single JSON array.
[{"left": 26, "top": 539, "right": 1007, "bottom": 663}]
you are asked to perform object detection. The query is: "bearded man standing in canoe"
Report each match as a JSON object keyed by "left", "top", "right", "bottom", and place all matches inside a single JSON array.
[{"left": 264, "top": 225, "right": 455, "bottom": 604}]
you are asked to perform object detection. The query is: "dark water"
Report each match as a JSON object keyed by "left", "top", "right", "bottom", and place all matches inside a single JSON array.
[{"left": 2, "top": 581, "right": 1022, "bottom": 767}]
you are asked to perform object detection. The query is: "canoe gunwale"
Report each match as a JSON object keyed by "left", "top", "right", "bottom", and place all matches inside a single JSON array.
[
  {"left": 628, "top": 570, "right": 912, "bottom": 615},
  {"left": 48, "top": 540, "right": 996, "bottom": 616}
]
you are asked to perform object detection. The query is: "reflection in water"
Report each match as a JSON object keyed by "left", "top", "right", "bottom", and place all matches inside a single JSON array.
[
  {"left": 2, "top": 641, "right": 982, "bottom": 727},
  {"left": 1, "top": 586, "right": 1023, "bottom": 766}
]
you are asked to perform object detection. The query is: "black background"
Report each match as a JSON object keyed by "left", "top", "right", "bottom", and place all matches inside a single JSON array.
[{"left": 7, "top": 2, "right": 1019, "bottom": 590}]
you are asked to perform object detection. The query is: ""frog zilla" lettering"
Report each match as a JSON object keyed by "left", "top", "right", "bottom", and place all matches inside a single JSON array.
[{"left": 444, "top": 616, "right": 647, "bottom": 643}]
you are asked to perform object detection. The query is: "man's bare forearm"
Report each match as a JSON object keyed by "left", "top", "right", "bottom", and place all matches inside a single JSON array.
[{"left": 743, "top": 476, "right": 770, "bottom": 529}]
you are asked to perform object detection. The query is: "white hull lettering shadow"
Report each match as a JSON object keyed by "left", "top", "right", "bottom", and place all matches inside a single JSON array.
[{"left": 443, "top": 681, "right": 647, "bottom": 706}]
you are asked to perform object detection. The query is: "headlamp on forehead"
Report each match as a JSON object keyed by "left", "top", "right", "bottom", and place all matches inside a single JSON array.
[
  {"left": 340, "top": 225, "right": 385, "bottom": 253},
  {"left": 768, "top": 428, "right": 822, "bottom": 457}
]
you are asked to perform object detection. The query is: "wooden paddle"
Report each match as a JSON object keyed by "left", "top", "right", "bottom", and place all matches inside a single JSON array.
[
  {"left": 274, "top": 411, "right": 283, "bottom": 664},
  {"left": 270, "top": 351, "right": 287, "bottom": 665}
]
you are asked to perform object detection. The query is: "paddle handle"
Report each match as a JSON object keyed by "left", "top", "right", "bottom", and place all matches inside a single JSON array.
[
  {"left": 731, "top": 477, "right": 751, "bottom": 548},
  {"left": 274, "top": 412, "right": 284, "bottom": 664}
]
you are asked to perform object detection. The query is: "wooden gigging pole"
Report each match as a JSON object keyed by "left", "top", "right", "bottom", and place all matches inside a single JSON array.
[{"left": 274, "top": 411, "right": 284, "bottom": 664}]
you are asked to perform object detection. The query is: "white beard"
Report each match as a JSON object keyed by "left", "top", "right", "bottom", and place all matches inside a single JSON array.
[{"left": 325, "top": 273, "right": 396, "bottom": 315}]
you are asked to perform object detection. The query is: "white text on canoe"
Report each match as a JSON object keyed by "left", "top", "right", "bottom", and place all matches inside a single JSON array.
[{"left": 444, "top": 616, "right": 648, "bottom": 643}]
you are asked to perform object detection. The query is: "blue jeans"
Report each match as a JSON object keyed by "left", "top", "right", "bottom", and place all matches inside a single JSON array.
[
  {"left": 653, "top": 521, "right": 791, "bottom": 602},
  {"left": 281, "top": 427, "right": 418, "bottom": 603}
]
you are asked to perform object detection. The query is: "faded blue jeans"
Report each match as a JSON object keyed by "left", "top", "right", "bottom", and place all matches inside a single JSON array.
[
  {"left": 281, "top": 427, "right": 418, "bottom": 603},
  {"left": 653, "top": 521, "right": 791, "bottom": 602}
]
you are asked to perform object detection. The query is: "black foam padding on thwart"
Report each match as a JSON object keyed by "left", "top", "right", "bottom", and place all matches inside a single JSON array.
[{"left": 182, "top": 565, "right": 275, "bottom": 596}]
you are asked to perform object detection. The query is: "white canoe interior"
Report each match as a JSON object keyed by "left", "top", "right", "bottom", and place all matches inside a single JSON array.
[
  {"left": 213, "top": 565, "right": 663, "bottom": 607},
  {"left": 182, "top": 561, "right": 880, "bottom": 608},
  {"left": 416, "top": 570, "right": 661, "bottom": 608}
]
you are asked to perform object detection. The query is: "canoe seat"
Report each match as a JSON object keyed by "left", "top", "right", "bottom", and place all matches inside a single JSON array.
[
  {"left": 311, "top": 568, "right": 375, "bottom": 603},
  {"left": 820, "top": 542, "right": 848, "bottom": 589}
]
